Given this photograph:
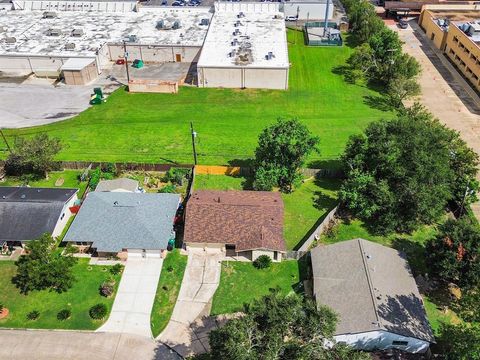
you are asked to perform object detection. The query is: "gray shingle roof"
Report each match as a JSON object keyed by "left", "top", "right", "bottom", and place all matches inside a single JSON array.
[
  {"left": 64, "top": 192, "right": 180, "bottom": 252},
  {"left": 0, "top": 187, "right": 78, "bottom": 242},
  {"left": 95, "top": 178, "right": 139, "bottom": 193},
  {"left": 311, "top": 239, "right": 434, "bottom": 343}
]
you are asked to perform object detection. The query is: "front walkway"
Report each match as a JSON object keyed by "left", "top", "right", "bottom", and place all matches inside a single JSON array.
[
  {"left": 97, "top": 257, "right": 163, "bottom": 338},
  {"left": 158, "top": 248, "right": 223, "bottom": 357}
]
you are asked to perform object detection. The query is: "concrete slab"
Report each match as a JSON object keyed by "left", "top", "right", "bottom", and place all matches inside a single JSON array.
[{"left": 97, "top": 257, "right": 163, "bottom": 338}]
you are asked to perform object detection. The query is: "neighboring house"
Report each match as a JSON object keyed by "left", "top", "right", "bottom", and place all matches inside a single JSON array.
[
  {"left": 184, "top": 190, "right": 286, "bottom": 261},
  {"left": 64, "top": 192, "right": 180, "bottom": 258},
  {"left": 0, "top": 187, "right": 78, "bottom": 247},
  {"left": 310, "top": 239, "right": 434, "bottom": 354},
  {"left": 95, "top": 178, "right": 140, "bottom": 193}
]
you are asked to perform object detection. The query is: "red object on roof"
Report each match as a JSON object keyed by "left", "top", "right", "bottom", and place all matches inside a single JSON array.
[
  {"left": 116, "top": 59, "right": 125, "bottom": 65},
  {"left": 69, "top": 205, "right": 81, "bottom": 214}
]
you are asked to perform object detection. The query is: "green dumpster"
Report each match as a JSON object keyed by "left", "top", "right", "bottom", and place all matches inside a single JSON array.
[{"left": 132, "top": 59, "right": 144, "bottom": 69}]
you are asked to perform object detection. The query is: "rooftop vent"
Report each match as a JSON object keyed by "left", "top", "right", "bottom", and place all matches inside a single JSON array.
[
  {"left": 265, "top": 51, "right": 274, "bottom": 60},
  {"left": 5, "top": 37, "right": 16, "bottom": 44},
  {"left": 233, "top": 28, "right": 241, "bottom": 36},
  {"left": 65, "top": 42, "right": 76, "bottom": 50},
  {"left": 71, "top": 28, "right": 84, "bottom": 37},
  {"left": 234, "top": 20, "right": 242, "bottom": 27},
  {"left": 231, "top": 38, "right": 238, "bottom": 46},
  {"left": 156, "top": 20, "right": 164, "bottom": 29},
  {"left": 237, "top": 11, "right": 245, "bottom": 18},
  {"left": 42, "top": 11, "right": 56, "bottom": 19},
  {"left": 46, "top": 28, "right": 61, "bottom": 37},
  {"left": 172, "top": 20, "right": 181, "bottom": 30},
  {"left": 228, "top": 50, "right": 236, "bottom": 57},
  {"left": 128, "top": 34, "right": 138, "bottom": 43},
  {"left": 200, "top": 18, "right": 209, "bottom": 26}
]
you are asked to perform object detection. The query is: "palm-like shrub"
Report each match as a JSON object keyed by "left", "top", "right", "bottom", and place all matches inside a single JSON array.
[
  {"left": 26, "top": 310, "right": 40, "bottom": 320},
  {"left": 253, "top": 255, "right": 272, "bottom": 269},
  {"left": 89, "top": 303, "right": 107, "bottom": 320},
  {"left": 57, "top": 309, "right": 71, "bottom": 321}
]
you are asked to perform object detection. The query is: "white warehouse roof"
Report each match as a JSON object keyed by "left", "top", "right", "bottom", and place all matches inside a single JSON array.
[
  {"left": 197, "top": 2, "right": 289, "bottom": 69},
  {"left": 0, "top": 7, "right": 213, "bottom": 57}
]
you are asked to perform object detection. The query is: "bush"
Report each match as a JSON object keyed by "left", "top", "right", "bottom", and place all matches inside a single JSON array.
[
  {"left": 100, "top": 282, "right": 115, "bottom": 298},
  {"left": 57, "top": 309, "right": 71, "bottom": 321},
  {"left": 26, "top": 310, "right": 40, "bottom": 320},
  {"left": 110, "top": 263, "right": 124, "bottom": 275},
  {"left": 101, "top": 162, "right": 117, "bottom": 175},
  {"left": 253, "top": 255, "right": 272, "bottom": 269},
  {"left": 89, "top": 303, "right": 108, "bottom": 320},
  {"left": 159, "top": 184, "right": 176, "bottom": 193}
]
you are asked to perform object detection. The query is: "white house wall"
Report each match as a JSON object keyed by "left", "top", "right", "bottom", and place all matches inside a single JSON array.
[
  {"left": 52, "top": 193, "right": 78, "bottom": 238},
  {"left": 283, "top": 2, "right": 334, "bottom": 20},
  {"left": 198, "top": 67, "right": 289, "bottom": 90},
  {"left": 334, "top": 330, "right": 430, "bottom": 354}
]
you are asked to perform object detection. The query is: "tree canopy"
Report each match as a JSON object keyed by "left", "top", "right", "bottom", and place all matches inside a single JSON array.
[
  {"left": 426, "top": 218, "right": 480, "bottom": 289},
  {"left": 5, "top": 133, "right": 62, "bottom": 178},
  {"left": 13, "top": 233, "right": 77, "bottom": 294},
  {"left": 435, "top": 323, "right": 480, "bottom": 360},
  {"left": 339, "top": 104, "right": 478, "bottom": 234},
  {"left": 207, "top": 290, "right": 370, "bottom": 360},
  {"left": 253, "top": 119, "right": 319, "bottom": 193}
]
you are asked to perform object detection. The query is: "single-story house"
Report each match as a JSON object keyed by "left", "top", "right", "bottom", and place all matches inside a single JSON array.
[
  {"left": 184, "top": 190, "right": 286, "bottom": 261},
  {"left": 95, "top": 178, "right": 140, "bottom": 193},
  {"left": 0, "top": 187, "right": 78, "bottom": 247},
  {"left": 64, "top": 192, "right": 180, "bottom": 258},
  {"left": 310, "top": 239, "right": 434, "bottom": 353}
]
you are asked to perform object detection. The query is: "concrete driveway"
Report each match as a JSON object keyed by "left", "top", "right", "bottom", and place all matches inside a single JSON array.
[
  {"left": 158, "top": 249, "right": 223, "bottom": 357},
  {"left": 0, "top": 330, "right": 180, "bottom": 360},
  {"left": 97, "top": 257, "right": 163, "bottom": 338}
]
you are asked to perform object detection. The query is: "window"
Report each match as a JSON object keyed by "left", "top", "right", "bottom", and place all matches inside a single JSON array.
[
  {"left": 450, "top": 49, "right": 455, "bottom": 55},
  {"left": 453, "top": 36, "right": 459, "bottom": 43},
  {"left": 466, "top": 49, "right": 471, "bottom": 55},
  {"left": 459, "top": 43, "right": 465, "bottom": 50},
  {"left": 473, "top": 74, "right": 479, "bottom": 81},
  {"left": 431, "top": 33, "right": 435, "bottom": 41},
  {"left": 471, "top": 54, "right": 477, "bottom": 62},
  {"left": 392, "top": 341, "right": 409, "bottom": 346},
  {"left": 467, "top": 67, "right": 473, "bottom": 75},
  {"left": 461, "top": 60, "right": 466, "bottom": 67},
  {"left": 60, "top": 213, "right": 65, "bottom": 220}
]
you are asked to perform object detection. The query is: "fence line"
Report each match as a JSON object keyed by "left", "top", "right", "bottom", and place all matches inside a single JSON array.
[{"left": 297, "top": 205, "right": 339, "bottom": 252}]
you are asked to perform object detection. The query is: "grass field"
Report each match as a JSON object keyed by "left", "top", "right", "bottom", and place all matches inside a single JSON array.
[
  {"left": 2, "top": 31, "right": 390, "bottom": 166},
  {"left": 0, "top": 170, "right": 89, "bottom": 198},
  {"left": 0, "top": 259, "right": 120, "bottom": 330},
  {"left": 194, "top": 174, "right": 340, "bottom": 249},
  {"left": 210, "top": 260, "right": 301, "bottom": 315},
  {"left": 150, "top": 250, "right": 188, "bottom": 337}
]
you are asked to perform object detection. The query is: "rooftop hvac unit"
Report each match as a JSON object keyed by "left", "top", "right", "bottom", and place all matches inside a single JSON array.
[
  {"left": 128, "top": 34, "right": 138, "bottom": 42},
  {"left": 173, "top": 20, "right": 181, "bottom": 30},
  {"left": 231, "top": 38, "right": 238, "bottom": 46},
  {"left": 71, "top": 28, "right": 84, "bottom": 37},
  {"left": 42, "top": 11, "right": 56, "bottom": 19},
  {"left": 265, "top": 51, "right": 274, "bottom": 60},
  {"left": 46, "top": 28, "right": 61, "bottom": 36},
  {"left": 233, "top": 28, "right": 241, "bottom": 36},
  {"left": 200, "top": 18, "right": 209, "bottom": 26},
  {"left": 5, "top": 37, "right": 16, "bottom": 44},
  {"left": 156, "top": 20, "right": 164, "bottom": 29},
  {"left": 237, "top": 12, "right": 245, "bottom": 18},
  {"left": 234, "top": 20, "right": 242, "bottom": 27},
  {"left": 228, "top": 50, "right": 236, "bottom": 57},
  {"left": 65, "top": 43, "right": 76, "bottom": 50}
]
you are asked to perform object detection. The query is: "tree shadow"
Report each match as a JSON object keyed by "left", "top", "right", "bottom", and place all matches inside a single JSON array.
[
  {"left": 306, "top": 159, "right": 343, "bottom": 172},
  {"left": 314, "top": 176, "right": 342, "bottom": 192},
  {"left": 227, "top": 158, "right": 254, "bottom": 168},
  {"left": 363, "top": 94, "right": 394, "bottom": 112},
  {"left": 391, "top": 237, "right": 428, "bottom": 277}
]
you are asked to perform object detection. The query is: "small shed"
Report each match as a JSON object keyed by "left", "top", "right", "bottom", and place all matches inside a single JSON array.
[{"left": 61, "top": 58, "right": 98, "bottom": 85}]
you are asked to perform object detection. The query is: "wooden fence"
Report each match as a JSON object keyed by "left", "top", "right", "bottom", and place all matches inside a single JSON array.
[
  {"left": 297, "top": 205, "right": 339, "bottom": 251},
  {"left": 58, "top": 161, "right": 193, "bottom": 172}
]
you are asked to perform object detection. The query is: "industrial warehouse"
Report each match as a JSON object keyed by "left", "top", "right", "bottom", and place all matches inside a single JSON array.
[{"left": 0, "top": 0, "right": 292, "bottom": 89}]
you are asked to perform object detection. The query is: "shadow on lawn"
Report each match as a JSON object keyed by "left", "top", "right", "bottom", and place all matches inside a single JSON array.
[{"left": 363, "top": 94, "right": 395, "bottom": 112}]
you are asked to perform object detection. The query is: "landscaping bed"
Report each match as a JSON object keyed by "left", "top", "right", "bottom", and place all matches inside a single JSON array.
[
  {"left": 0, "top": 259, "right": 120, "bottom": 330},
  {"left": 150, "top": 250, "right": 188, "bottom": 337}
]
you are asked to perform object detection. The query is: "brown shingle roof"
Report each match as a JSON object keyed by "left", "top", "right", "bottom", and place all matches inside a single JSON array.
[{"left": 184, "top": 190, "right": 286, "bottom": 252}]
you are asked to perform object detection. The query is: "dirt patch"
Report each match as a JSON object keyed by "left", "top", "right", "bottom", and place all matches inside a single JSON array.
[{"left": 0, "top": 308, "right": 10, "bottom": 319}]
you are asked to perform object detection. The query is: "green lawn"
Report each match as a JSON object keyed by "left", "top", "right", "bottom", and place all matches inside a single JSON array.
[
  {"left": 194, "top": 174, "right": 341, "bottom": 250},
  {"left": 211, "top": 260, "right": 302, "bottom": 315},
  {"left": 1, "top": 170, "right": 89, "bottom": 198},
  {"left": 150, "top": 250, "right": 188, "bottom": 337},
  {"left": 2, "top": 31, "right": 390, "bottom": 166},
  {"left": 0, "top": 259, "right": 120, "bottom": 330}
]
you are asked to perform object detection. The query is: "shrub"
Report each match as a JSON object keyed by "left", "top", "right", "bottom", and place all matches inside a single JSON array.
[
  {"left": 167, "top": 265, "right": 174, "bottom": 273},
  {"left": 253, "top": 255, "right": 272, "bottom": 269},
  {"left": 26, "top": 310, "right": 40, "bottom": 320},
  {"left": 159, "top": 184, "right": 176, "bottom": 193},
  {"left": 89, "top": 303, "right": 108, "bottom": 320},
  {"left": 57, "top": 309, "right": 71, "bottom": 321},
  {"left": 100, "top": 282, "right": 115, "bottom": 298},
  {"left": 110, "top": 263, "right": 124, "bottom": 275},
  {"left": 101, "top": 162, "right": 117, "bottom": 175}
]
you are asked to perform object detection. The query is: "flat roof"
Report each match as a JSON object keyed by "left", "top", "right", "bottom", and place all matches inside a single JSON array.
[
  {"left": 0, "top": 7, "right": 212, "bottom": 57},
  {"left": 61, "top": 57, "right": 95, "bottom": 70},
  {"left": 453, "top": 19, "right": 480, "bottom": 44},
  {"left": 197, "top": 2, "right": 289, "bottom": 69}
]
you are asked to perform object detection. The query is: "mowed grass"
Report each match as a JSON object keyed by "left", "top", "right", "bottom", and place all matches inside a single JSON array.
[
  {"left": 0, "top": 170, "right": 89, "bottom": 198},
  {"left": 194, "top": 174, "right": 340, "bottom": 249},
  {"left": 210, "top": 260, "right": 301, "bottom": 315},
  {"left": 3, "top": 31, "right": 390, "bottom": 165},
  {"left": 150, "top": 250, "right": 188, "bottom": 337},
  {"left": 0, "top": 259, "right": 120, "bottom": 330}
]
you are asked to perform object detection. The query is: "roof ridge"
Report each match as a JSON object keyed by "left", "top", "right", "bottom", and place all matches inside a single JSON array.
[{"left": 357, "top": 239, "right": 383, "bottom": 330}]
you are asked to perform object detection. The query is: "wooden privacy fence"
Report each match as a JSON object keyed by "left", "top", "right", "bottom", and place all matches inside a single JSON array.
[
  {"left": 195, "top": 165, "right": 241, "bottom": 176},
  {"left": 297, "top": 205, "right": 339, "bottom": 252},
  {"left": 58, "top": 161, "right": 193, "bottom": 172}
]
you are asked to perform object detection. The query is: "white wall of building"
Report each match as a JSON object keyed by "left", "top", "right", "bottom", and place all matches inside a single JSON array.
[
  {"left": 108, "top": 44, "right": 202, "bottom": 63},
  {"left": 334, "top": 330, "right": 430, "bottom": 354},
  {"left": 198, "top": 66, "right": 289, "bottom": 90},
  {"left": 12, "top": 0, "right": 137, "bottom": 12},
  {"left": 52, "top": 193, "right": 78, "bottom": 238},
  {"left": 283, "top": 2, "right": 334, "bottom": 20}
]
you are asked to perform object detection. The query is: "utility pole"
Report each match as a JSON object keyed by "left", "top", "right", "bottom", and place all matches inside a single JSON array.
[
  {"left": 123, "top": 41, "right": 130, "bottom": 86},
  {"left": 295, "top": 6, "right": 300, "bottom": 45},
  {"left": 0, "top": 128, "right": 11, "bottom": 153},
  {"left": 190, "top": 122, "right": 198, "bottom": 165}
]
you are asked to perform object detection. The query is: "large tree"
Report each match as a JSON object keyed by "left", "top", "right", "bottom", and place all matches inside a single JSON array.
[
  {"left": 5, "top": 133, "right": 62, "bottom": 178},
  {"left": 426, "top": 218, "right": 480, "bottom": 289},
  {"left": 207, "top": 290, "right": 370, "bottom": 360},
  {"left": 339, "top": 104, "right": 478, "bottom": 234},
  {"left": 13, "top": 233, "right": 77, "bottom": 294},
  {"left": 343, "top": 0, "right": 384, "bottom": 43},
  {"left": 435, "top": 323, "right": 480, "bottom": 360},
  {"left": 253, "top": 119, "right": 319, "bottom": 193}
]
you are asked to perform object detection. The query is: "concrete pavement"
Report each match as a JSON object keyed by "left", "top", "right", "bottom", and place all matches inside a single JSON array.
[
  {"left": 0, "top": 330, "right": 180, "bottom": 360},
  {"left": 97, "top": 257, "right": 163, "bottom": 338},
  {"left": 158, "top": 249, "right": 223, "bottom": 357}
]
